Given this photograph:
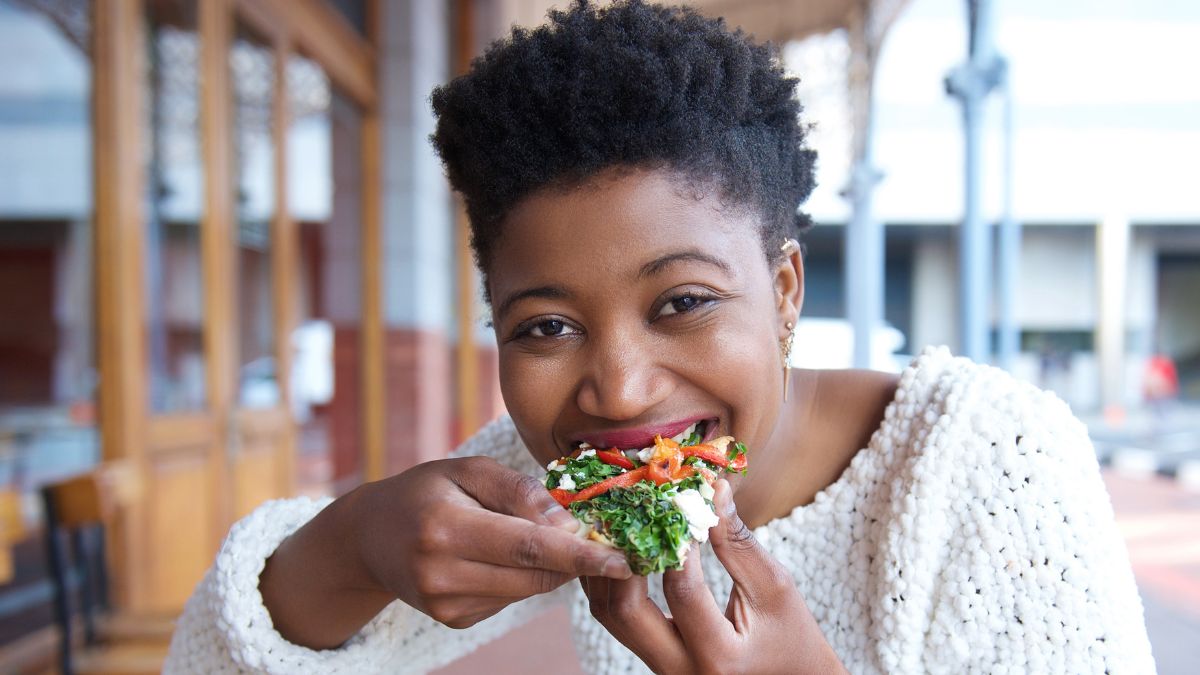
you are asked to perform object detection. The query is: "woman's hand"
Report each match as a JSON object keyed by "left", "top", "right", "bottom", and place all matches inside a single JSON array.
[
  {"left": 261, "top": 456, "right": 632, "bottom": 649},
  {"left": 362, "top": 457, "right": 634, "bottom": 625},
  {"left": 581, "top": 480, "right": 846, "bottom": 674}
]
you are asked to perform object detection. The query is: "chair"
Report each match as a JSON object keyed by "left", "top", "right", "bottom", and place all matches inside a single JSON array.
[
  {"left": 42, "top": 468, "right": 174, "bottom": 675},
  {"left": 0, "top": 487, "right": 24, "bottom": 584}
]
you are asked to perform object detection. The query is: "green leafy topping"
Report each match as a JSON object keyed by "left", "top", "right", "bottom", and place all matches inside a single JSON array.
[
  {"left": 543, "top": 453, "right": 623, "bottom": 490},
  {"left": 727, "top": 441, "right": 748, "bottom": 462},
  {"left": 681, "top": 430, "right": 702, "bottom": 446},
  {"left": 569, "top": 474, "right": 709, "bottom": 575}
]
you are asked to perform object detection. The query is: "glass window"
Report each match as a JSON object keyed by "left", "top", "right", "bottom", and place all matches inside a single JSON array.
[
  {"left": 0, "top": 0, "right": 98, "bottom": 489},
  {"left": 144, "top": 0, "right": 206, "bottom": 413},
  {"left": 287, "top": 52, "right": 364, "bottom": 494},
  {"left": 230, "top": 20, "right": 279, "bottom": 408}
]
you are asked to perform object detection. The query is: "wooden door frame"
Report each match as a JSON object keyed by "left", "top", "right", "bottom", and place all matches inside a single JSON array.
[
  {"left": 94, "top": 0, "right": 384, "bottom": 612},
  {"left": 231, "top": 0, "right": 384, "bottom": 485}
]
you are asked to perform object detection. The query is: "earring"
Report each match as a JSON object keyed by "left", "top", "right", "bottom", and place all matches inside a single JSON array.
[{"left": 781, "top": 320, "right": 795, "bottom": 402}]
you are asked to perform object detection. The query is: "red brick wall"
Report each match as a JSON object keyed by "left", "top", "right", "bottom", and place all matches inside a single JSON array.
[
  {"left": 328, "top": 327, "right": 509, "bottom": 485},
  {"left": 385, "top": 328, "right": 453, "bottom": 473},
  {"left": 331, "top": 326, "right": 363, "bottom": 492}
]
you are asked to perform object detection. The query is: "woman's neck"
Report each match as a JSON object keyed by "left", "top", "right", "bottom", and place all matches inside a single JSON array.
[{"left": 733, "top": 368, "right": 899, "bottom": 529}]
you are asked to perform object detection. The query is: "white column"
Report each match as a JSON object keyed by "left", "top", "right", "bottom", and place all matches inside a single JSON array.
[
  {"left": 381, "top": 0, "right": 453, "bottom": 332},
  {"left": 1096, "top": 213, "right": 1130, "bottom": 415}
]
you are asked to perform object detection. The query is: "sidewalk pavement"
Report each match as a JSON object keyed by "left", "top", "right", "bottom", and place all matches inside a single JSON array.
[
  {"left": 1104, "top": 470, "right": 1200, "bottom": 674},
  {"left": 433, "top": 605, "right": 581, "bottom": 675}
]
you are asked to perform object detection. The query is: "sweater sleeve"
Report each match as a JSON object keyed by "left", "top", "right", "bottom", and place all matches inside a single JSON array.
[
  {"left": 164, "top": 417, "right": 569, "bottom": 674},
  {"left": 916, "top": 375, "right": 1156, "bottom": 674}
]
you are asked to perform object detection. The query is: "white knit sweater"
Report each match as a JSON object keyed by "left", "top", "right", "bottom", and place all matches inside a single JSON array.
[{"left": 164, "top": 347, "right": 1156, "bottom": 674}]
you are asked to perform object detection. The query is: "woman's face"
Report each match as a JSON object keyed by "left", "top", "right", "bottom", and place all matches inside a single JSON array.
[{"left": 489, "top": 168, "right": 802, "bottom": 476}]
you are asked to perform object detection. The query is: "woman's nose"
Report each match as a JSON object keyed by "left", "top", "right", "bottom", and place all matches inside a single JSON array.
[{"left": 575, "top": 335, "right": 673, "bottom": 422}]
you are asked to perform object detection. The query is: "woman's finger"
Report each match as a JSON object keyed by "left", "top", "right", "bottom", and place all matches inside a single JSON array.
[
  {"left": 449, "top": 456, "right": 581, "bottom": 532},
  {"left": 413, "top": 557, "right": 574, "bottom": 600},
  {"left": 662, "top": 544, "right": 732, "bottom": 648},
  {"left": 452, "top": 508, "right": 632, "bottom": 580},
  {"left": 709, "top": 479, "right": 791, "bottom": 612},
  {"left": 581, "top": 575, "right": 688, "bottom": 673}
]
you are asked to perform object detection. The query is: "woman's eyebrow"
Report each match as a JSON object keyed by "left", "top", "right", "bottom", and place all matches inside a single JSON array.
[
  {"left": 638, "top": 250, "right": 732, "bottom": 279},
  {"left": 495, "top": 285, "right": 570, "bottom": 320}
]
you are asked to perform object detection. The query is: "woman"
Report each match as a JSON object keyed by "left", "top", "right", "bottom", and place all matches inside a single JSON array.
[{"left": 165, "top": 2, "right": 1154, "bottom": 672}]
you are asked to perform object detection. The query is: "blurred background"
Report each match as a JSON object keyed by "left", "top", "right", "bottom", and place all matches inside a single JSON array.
[{"left": 0, "top": 0, "right": 1195, "bottom": 672}]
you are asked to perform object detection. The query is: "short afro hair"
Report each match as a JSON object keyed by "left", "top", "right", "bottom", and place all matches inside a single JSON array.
[{"left": 430, "top": 0, "right": 816, "bottom": 294}]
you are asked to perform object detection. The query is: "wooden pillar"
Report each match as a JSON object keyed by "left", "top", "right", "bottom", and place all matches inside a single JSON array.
[
  {"left": 273, "top": 35, "right": 298, "bottom": 497},
  {"left": 362, "top": 0, "right": 385, "bottom": 482},
  {"left": 93, "top": 0, "right": 147, "bottom": 611},
  {"left": 198, "top": 0, "right": 235, "bottom": 556},
  {"left": 454, "top": 0, "right": 480, "bottom": 442}
]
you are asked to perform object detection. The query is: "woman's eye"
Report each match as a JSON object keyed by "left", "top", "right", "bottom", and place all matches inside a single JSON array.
[
  {"left": 526, "top": 319, "right": 574, "bottom": 338},
  {"left": 657, "top": 294, "right": 705, "bottom": 317},
  {"left": 532, "top": 320, "right": 565, "bottom": 336}
]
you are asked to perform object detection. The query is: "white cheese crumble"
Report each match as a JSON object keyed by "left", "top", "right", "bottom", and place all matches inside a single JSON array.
[
  {"left": 546, "top": 460, "right": 561, "bottom": 471},
  {"left": 697, "top": 480, "right": 715, "bottom": 501},
  {"left": 578, "top": 449, "right": 596, "bottom": 459},
  {"left": 558, "top": 473, "right": 576, "bottom": 490},
  {"left": 672, "top": 489, "right": 719, "bottom": 543},
  {"left": 636, "top": 447, "right": 654, "bottom": 463}
]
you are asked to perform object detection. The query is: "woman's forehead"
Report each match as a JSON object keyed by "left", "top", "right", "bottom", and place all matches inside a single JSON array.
[
  {"left": 493, "top": 171, "right": 752, "bottom": 256},
  {"left": 487, "top": 169, "right": 768, "bottom": 314}
]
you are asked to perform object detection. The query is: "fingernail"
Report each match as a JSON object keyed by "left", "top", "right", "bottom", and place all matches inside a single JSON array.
[
  {"left": 543, "top": 504, "right": 580, "bottom": 532},
  {"left": 602, "top": 556, "right": 632, "bottom": 580},
  {"left": 717, "top": 479, "right": 736, "bottom": 517}
]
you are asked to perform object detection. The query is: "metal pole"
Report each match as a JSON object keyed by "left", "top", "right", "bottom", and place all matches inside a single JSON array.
[
  {"left": 1097, "top": 214, "right": 1129, "bottom": 416},
  {"left": 843, "top": 9, "right": 885, "bottom": 370},
  {"left": 844, "top": 164, "right": 883, "bottom": 370},
  {"left": 946, "top": 0, "right": 1003, "bottom": 362},
  {"left": 996, "top": 74, "right": 1021, "bottom": 371},
  {"left": 961, "top": 80, "right": 988, "bottom": 362}
]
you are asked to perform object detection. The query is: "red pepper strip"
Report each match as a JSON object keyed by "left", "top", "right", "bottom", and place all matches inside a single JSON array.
[
  {"left": 680, "top": 445, "right": 748, "bottom": 472},
  {"left": 549, "top": 488, "right": 574, "bottom": 507},
  {"left": 596, "top": 449, "right": 634, "bottom": 470},
  {"left": 565, "top": 466, "right": 650, "bottom": 504},
  {"left": 727, "top": 452, "right": 748, "bottom": 472}
]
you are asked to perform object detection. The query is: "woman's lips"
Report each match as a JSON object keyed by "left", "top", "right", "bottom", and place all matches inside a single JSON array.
[{"left": 573, "top": 416, "right": 713, "bottom": 450}]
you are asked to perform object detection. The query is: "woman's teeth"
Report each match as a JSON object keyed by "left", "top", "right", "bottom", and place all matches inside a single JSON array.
[
  {"left": 632, "top": 421, "right": 707, "bottom": 460},
  {"left": 670, "top": 422, "right": 698, "bottom": 444},
  {"left": 579, "top": 420, "right": 713, "bottom": 457}
]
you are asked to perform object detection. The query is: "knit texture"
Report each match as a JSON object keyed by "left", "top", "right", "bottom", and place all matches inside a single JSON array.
[{"left": 164, "top": 347, "right": 1155, "bottom": 674}]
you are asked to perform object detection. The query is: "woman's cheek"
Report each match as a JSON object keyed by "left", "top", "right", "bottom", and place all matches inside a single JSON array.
[
  {"left": 697, "top": 316, "right": 781, "bottom": 445},
  {"left": 499, "top": 352, "right": 569, "bottom": 459}
]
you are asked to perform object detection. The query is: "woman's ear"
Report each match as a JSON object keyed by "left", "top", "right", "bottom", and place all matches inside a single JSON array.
[{"left": 773, "top": 239, "right": 804, "bottom": 338}]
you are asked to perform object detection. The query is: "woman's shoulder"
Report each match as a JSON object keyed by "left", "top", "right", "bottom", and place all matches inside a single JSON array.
[
  {"left": 896, "top": 345, "right": 1089, "bottom": 448},
  {"left": 880, "top": 345, "right": 1099, "bottom": 493},
  {"left": 450, "top": 415, "right": 542, "bottom": 476},
  {"left": 806, "top": 346, "right": 1089, "bottom": 483},
  {"left": 858, "top": 347, "right": 1152, "bottom": 673}
]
